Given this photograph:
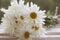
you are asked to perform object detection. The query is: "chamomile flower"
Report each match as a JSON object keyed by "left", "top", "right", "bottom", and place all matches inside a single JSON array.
[
  {"left": 0, "top": 0, "right": 26, "bottom": 34},
  {"left": 0, "top": 12, "right": 25, "bottom": 34},
  {"left": 25, "top": 2, "right": 46, "bottom": 25},
  {"left": 26, "top": 22, "right": 46, "bottom": 38},
  {"left": 12, "top": 24, "right": 34, "bottom": 40}
]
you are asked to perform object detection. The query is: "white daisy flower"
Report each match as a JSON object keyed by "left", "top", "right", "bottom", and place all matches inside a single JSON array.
[
  {"left": 0, "top": 0, "right": 26, "bottom": 34},
  {"left": 11, "top": 24, "right": 32, "bottom": 40},
  {"left": 0, "top": 12, "right": 25, "bottom": 34},
  {"left": 24, "top": 2, "right": 46, "bottom": 25},
  {"left": 26, "top": 22, "right": 46, "bottom": 38}
]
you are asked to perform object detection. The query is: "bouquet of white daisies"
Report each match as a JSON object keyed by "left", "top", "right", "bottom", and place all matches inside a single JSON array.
[{"left": 0, "top": 0, "right": 47, "bottom": 40}]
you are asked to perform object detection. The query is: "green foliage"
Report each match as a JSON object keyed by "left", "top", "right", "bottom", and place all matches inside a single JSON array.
[
  {"left": 44, "top": 11, "right": 57, "bottom": 28},
  {"left": 0, "top": 11, "right": 4, "bottom": 24},
  {"left": 46, "top": 11, "right": 53, "bottom": 17}
]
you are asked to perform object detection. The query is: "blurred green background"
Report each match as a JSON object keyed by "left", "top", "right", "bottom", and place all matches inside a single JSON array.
[{"left": 0, "top": 0, "right": 60, "bottom": 23}]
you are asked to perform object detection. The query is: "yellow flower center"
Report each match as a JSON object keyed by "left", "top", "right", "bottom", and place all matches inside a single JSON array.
[
  {"left": 20, "top": 16, "right": 24, "bottom": 20},
  {"left": 32, "top": 25, "right": 39, "bottom": 31},
  {"left": 30, "top": 12, "right": 37, "bottom": 19},
  {"left": 15, "top": 21, "right": 18, "bottom": 23},
  {"left": 24, "top": 31, "right": 30, "bottom": 39}
]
